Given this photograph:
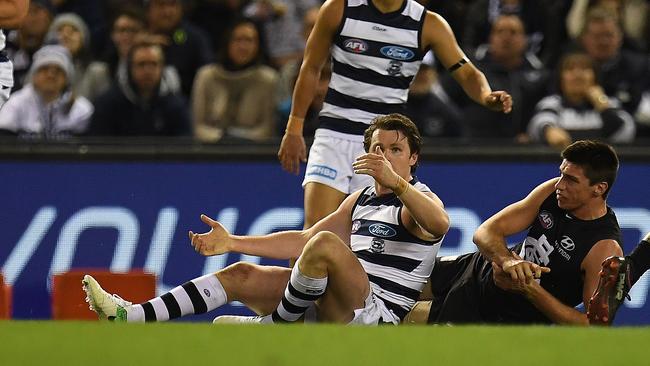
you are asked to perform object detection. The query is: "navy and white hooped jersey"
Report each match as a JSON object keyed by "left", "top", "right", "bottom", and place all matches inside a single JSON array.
[
  {"left": 350, "top": 178, "right": 442, "bottom": 320},
  {"left": 319, "top": 0, "right": 427, "bottom": 135}
]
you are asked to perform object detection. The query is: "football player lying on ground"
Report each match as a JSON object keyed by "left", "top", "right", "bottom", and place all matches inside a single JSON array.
[
  {"left": 83, "top": 113, "right": 449, "bottom": 324},
  {"left": 404, "top": 140, "right": 628, "bottom": 326}
]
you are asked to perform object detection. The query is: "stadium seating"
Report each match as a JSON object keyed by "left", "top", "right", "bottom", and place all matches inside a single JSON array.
[
  {"left": 51, "top": 270, "right": 156, "bottom": 320},
  {"left": 0, "top": 274, "right": 11, "bottom": 319}
]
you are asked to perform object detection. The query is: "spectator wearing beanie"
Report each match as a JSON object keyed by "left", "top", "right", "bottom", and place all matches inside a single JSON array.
[{"left": 0, "top": 44, "right": 93, "bottom": 138}]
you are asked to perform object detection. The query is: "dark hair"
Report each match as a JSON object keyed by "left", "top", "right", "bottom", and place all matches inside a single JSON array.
[
  {"left": 127, "top": 41, "right": 164, "bottom": 66},
  {"left": 217, "top": 18, "right": 267, "bottom": 69},
  {"left": 561, "top": 140, "right": 619, "bottom": 198},
  {"left": 363, "top": 113, "right": 422, "bottom": 172},
  {"left": 554, "top": 51, "right": 595, "bottom": 93}
]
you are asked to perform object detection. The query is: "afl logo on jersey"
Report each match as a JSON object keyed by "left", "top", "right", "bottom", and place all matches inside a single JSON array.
[
  {"left": 538, "top": 211, "right": 554, "bottom": 229},
  {"left": 344, "top": 39, "right": 368, "bottom": 53},
  {"left": 351, "top": 220, "right": 361, "bottom": 233},
  {"left": 369, "top": 223, "right": 397, "bottom": 238},
  {"left": 380, "top": 46, "right": 415, "bottom": 61}
]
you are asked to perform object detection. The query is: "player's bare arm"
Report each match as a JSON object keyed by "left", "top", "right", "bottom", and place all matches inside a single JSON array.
[
  {"left": 473, "top": 179, "right": 558, "bottom": 283},
  {"left": 189, "top": 191, "right": 358, "bottom": 259},
  {"left": 278, "top": 0, "right": 343, "bottom": 175},
  {"left": 582, "top": 239, "right": 624, "bottom": 319},
  {"left": 0, "top": 0, "right": 29, "bottom": 28},
  {"left": 422, "top": 11, "right": 512, "bottom": 113}
]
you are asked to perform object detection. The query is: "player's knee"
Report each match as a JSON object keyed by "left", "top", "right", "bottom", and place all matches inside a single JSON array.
[
  {"left": 217, "top": 261, "right": 256, "bottom": 285},
  {"left": 302, "top": 231, "right": 341, "bottom": 261}
]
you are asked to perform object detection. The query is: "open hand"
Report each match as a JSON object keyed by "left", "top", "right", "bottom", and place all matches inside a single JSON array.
[
  {"left": 188, "top": 214, "right": 232, "bottom": 256},
  {"left": 352, "top": 146, "right": 399, "bottom": 189}
]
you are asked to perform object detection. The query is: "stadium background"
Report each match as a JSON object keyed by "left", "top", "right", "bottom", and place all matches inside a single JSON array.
[{"left": 1, "top": 141, "right": 649, "bottom": 325}]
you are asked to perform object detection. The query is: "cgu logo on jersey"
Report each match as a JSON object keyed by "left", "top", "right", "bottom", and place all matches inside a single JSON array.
[
  {"left": 369, "top": 223, "right": 397, "bottom": 238},
  {"left": 344, "top": 38, "right": 368, "bottom": 54},
  {"left": 538, "top": 211, "right": 554, "bottom": 229},
  {"left": 380, "top": 46, "right": 415, "bottom": 61}
]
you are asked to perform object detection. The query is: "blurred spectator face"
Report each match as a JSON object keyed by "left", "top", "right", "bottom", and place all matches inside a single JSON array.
[
  {"left": 130, "top": 45, "right": 164, "bottom": 95},
  {"left": 560, "top": 54, "right": 596, "bottom": 100},
  {"left": 57, "top": 23, "right": 83, "bottom": 56},
  {"left": 112, "top": 15, "right": 144, "bottom": 59},
  {"left": 489, "top": 15, "right": 527, "bottom": 62},
  {"left": 32, "top": 64, "right": 67, "bottom": 100},
  {"left": 147, "top": 0, "right": 183, "bottom": 34},
  {"left": 227, "top": 22, "right": 259, "bottom": 67},
  {"left": 580, "top": 18, "right": 622, "bottom": 62},
  {"left": 19, "top": 2, "right": 53, "bottom": 51}
]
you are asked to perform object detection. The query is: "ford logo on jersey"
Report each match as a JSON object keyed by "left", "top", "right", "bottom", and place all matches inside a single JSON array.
[
  {"left": 344, "top": 38, "right": 368, "bottom": 53},
  {"left": 368, "top": 223, "right": 397, "bottom": 238},
  {"left": 380, "top": 46, "right": 415, "bottom": 61}
]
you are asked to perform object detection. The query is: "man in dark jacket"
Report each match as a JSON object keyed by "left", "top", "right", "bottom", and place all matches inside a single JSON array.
[{"left": 90, "top": 41, "right": 191, "bottom": 136}]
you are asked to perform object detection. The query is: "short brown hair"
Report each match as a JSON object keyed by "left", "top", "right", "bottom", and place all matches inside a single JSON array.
[{"left": 363, "top": 113, "right": 422, "bottom": 172}]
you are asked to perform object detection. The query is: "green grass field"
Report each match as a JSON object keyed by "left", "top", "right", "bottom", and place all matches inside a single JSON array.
[{"left": 0, "top": 321, "right": 647, "bottom": 365}]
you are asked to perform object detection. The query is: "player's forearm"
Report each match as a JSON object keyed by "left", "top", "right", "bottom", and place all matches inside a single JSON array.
[
  {"left": 453, "top": 66, "right": 492, "bottom": 108},
  {"left": 523, "top": 282, "right": 589, "bottom": 326},
  {"left": 0, "top": 0, "right": 29, "bottom": 28},
  {"left": 399, "top": 188, "right": 449, "bottom": 238},
  {"left": 230, "top": 230, "right": 309, "bottom": 260},
  {"left": 287, "top": 66, "right": 320, "bottom": 132},
  {"left": 473, "top": 224, "right": 514, "bottom": 266}
]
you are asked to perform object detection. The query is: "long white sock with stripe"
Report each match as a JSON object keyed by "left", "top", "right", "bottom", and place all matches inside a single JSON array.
[{"left": 126, "top": 274, "right": 227, "bottom": 322}]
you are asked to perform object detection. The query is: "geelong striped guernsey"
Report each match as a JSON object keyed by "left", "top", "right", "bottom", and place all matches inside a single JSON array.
[
  {"left": 319, "top": 0, "right": 427, "bottom": 135},
  {"left": 350, "top": 178, "right": 442, "bottom": 320}
]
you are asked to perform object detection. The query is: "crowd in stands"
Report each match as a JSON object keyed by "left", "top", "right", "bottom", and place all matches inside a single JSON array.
[{"left": 1, "top": 0, "right": 649, "bottom": 148}]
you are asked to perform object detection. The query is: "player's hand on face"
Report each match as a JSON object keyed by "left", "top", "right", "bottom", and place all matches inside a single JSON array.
[
  {"left": 484, "top": 91, "right": 512, "bottom": 113},
  {"left": 353, "top": 145, "right": 398, "bottom": 188},
  {"left": 188, "top": 214, "right": 232, "bottom": 256},
  {"left": 278, "top": 132, "right": 307, "bottom": 175}
]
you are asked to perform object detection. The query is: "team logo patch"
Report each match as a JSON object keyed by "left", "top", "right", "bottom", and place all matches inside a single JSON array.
[
  {"left": 203, "top": 289, "right": 211, "bottom": 297},
  {"left": 306, "top": 165, "right": 337, "bottom": 180},
  {"left": 559, "top": 236, "right": 575, "bottom": 251},
  {"left": 538, "top": 211, "right": 554, "bottom": 229},
  {"left": 343, "top": 38, "right": 368, "bottom": 54},
  {"left": 386, "top": 60, "right": 403, "bottom": 76},
  {"left": 368, "top": 223, "right": 397, "bottom": 238},
  {"left": 351, "top": 220, "right": 361, "bottom": 233},
  {"left": 380, "top": 46, "right": 415, "bottom": 61},
  {"left": 371, "top": 237, "right": 385, "bottom": 253}
]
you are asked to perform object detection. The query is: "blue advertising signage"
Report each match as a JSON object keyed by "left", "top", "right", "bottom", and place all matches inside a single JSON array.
[{"left": 1, "top": 160, "right": 649, "bottom": 324}]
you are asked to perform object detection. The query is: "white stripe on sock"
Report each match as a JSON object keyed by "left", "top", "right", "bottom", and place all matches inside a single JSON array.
[
  {"left": 191, "top": 274, "right": 227, "bottom": 311},
  {"left": 126, "top": 304, "right": 145, "bottom": 322},
  {"left": 150, "top": 297, "right": 170, "bottom": 321},
  {"left": 170, "top": 285, "right": 194, "bottom": 317}
]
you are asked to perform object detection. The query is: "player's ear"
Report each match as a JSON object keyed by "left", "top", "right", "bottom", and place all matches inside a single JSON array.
[
  {"left": 593, "top": 182, "right": 608, "bottom": 197},
  {"left": 409, "top": 152, "right": 418, "bottom": 167}
]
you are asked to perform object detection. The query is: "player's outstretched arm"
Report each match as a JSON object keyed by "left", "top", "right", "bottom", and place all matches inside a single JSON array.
[
  {"left": 422, "top": 11, "right": 512, "bottom": 113},
  {"left": 189, "top": 193, "right": 357, "bottom": 260},
  {"left": 473, "top": 179, "right": 557, "bottom": 284},
  {"left": 0, "top": 0, "right": 29, "bottom": 28}
]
